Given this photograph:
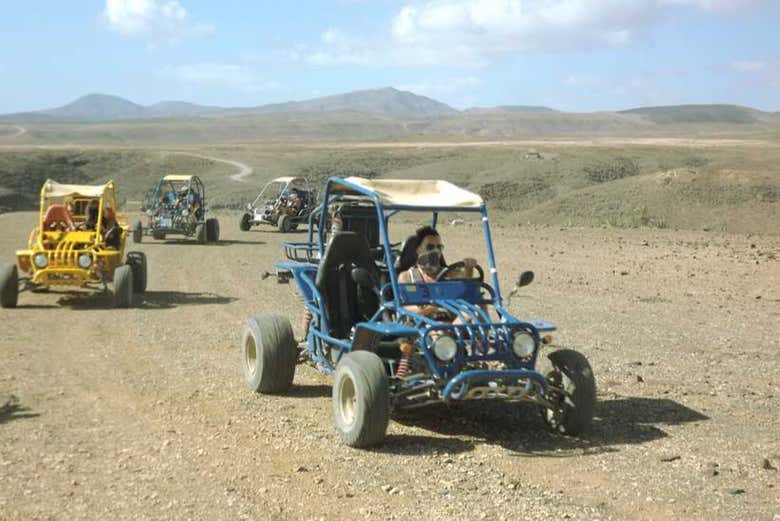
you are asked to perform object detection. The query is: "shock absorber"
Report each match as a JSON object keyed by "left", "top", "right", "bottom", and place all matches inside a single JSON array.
[
  {"left": 298, "top": 294, "right": 312, "bottom": 340},
  {"left": 396, "top": 342, "right": 414, "bottom": 378}
]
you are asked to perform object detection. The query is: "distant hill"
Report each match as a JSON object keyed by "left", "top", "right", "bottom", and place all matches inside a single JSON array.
[
  {"left": 144, "top": 100, "right": 223, "bottom": 118},
  {"left": 247, "top": 87, "right": 458, "bottom": 118},
  {"left": 0, "top": 87, "right": 458, "bottom": 123},
  {"left": 1, "top": 91, "right": 778, "bottom": 140},
  {"left": 465, "top": 105, "right": 557, "bottom": 114},
  {"left": 619, "top": 104, "right": 762, "bottom": 124}
]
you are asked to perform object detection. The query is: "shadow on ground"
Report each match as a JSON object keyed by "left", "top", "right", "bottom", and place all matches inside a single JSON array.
[
  {"left": 145, "top": 238, "right": 266, "bottom": 246},
  {"left": 386, "top": 395, "right": 709, "bottom": 456},
  {"left": 0, "top": 395, "right": 40, "bottom": 425},
  {"left": 286, "top": 384, "right": 331, "bottom": 399},
  {"left": 56, "top": 290, "right": 237, "bottom": 309}
]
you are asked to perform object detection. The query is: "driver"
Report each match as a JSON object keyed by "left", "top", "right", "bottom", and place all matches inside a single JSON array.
[{"left": 397, "top": 225, "right": 478, "bottom": 321}]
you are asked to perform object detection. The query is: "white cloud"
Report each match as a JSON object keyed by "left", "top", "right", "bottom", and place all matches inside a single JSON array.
[
  {"left": 396, "top": 76, "right": 482, "bottom": 97},
  {"left": 103, "top": 0, "right": 213, "bottom": 46},
  {"left": 564, "top": 75, "right": 604, "bottom": 88},
  {"left": 304, "top": 0, "right": 768, "bottom": 68},
  {"left": 731, "top": 60, "right": 767, "bottom": 72},
  {"left": 660, "top": 0, "right": 764, "bottom": 13},
  {"left": 160, "top": 63, "right": 277, "bottom": 93}
]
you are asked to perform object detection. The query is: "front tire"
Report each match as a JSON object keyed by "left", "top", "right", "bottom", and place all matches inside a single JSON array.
[
  {"left": 206, "top": 218, "right": 220, "bottom": 242},
  {"left": 240, "top": 213, "right": 251, "bottom": 232},
  {"left": 126, "top": 252, "right": 147, "bottom": 293},
  {"left": 333, "top": 351, "right": 389, "bottom": 448},
  {"left": 0, "top": 264, "right": 19, "bottom": 308},
  {"left": 132, "top": 221, "right": 143, "bottom": 243},
  {"left": 113, "top": 264, "right": 134, "bottom": 308},
  {"left": 278, "top": 214, "right": 291, "bottom": 233},
  {"left": 540, "top": 349, "right": 596, "bottom": 436},
  {"left": 242, "top": 314, "right": 297, "bottom": 394},
  {"left": 195, "top": 223, "right": 206, "bottom": 244}
]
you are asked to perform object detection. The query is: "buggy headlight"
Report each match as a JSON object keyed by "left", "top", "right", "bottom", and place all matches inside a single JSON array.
[
  {"left": 182, "top": 209, "right": 189, "bottom": 216},
  {"left": 432, "top": 335, "right": 458, "bottom": 362},
  {"left": 77, "top": 253, "right": 93, "bottom": 269},
  {"left": 33, "top": 253, "right": 48, "bottom": 269},
  {"left": 512, "top": 331, "right": 535, "bottom": 358},
  {"left": 146, "top": 209, "right": 153, "bottom": 216}
]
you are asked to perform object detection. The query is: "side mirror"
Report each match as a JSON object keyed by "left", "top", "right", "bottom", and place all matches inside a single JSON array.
[
  {"left": 351, "top": 267, "right": 378, "bottom": 289},
  {"left": 517, "top": 271, "right": 534, "bottom": 288}
]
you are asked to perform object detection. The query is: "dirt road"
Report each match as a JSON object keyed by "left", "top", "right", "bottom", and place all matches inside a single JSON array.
[
  {"left": 0, "top": 126, "right": 26, "bottom": 140},
  {"left": 1, "top": 212, "right": 778, "bottom": 520},
  {"left": 169, "top": 152, "right": 254, "bottom": 182}
]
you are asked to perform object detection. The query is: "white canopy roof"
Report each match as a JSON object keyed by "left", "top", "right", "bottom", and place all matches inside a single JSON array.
[
  {"left": 42, "top": 180, "right": 111, "bottom": 198},
  {"left": 338, "top": 177, "right": 483, "bottom": 208}
]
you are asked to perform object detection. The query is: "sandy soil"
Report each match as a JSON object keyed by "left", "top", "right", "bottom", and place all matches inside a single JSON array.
[{"left": 1, "top": 211, "right": 778, "bottom": 520}]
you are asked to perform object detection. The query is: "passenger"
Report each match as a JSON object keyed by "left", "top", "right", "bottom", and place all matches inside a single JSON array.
[
  {"left": 288, "top": 188, "right": 303, "bottom": 212},
  {"left": 397, "top": 225, "right": 478, "bottom": 321},
  {"left": 84, "top": 199, "right": 100, "bottom": 230},
  {"left": 102, "top": 207, "right": 121, "bottom": 248}
]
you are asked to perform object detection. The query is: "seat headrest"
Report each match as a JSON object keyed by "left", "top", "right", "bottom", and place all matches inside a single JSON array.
[
  {"left": 394, "top": 234, "right": 419, "bottom": 273},
  {"left": 315, "top": 232, "right": 377, "bottom": 289},
  {"left": 43, "top": 205, "right": 74, "bottom": 227}
]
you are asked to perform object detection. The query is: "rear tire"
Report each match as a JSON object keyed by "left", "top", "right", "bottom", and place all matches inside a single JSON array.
[
  {"left": 0, "top": 264, "right": 19, "bottom": 308},
  {"left": 242, "top": 314, "right": 297, "bottom": 394},
  {"left": 539, "top": 349, "right": 597, "bottom": 436},
  {"left": 333, "top": 351, "right": 389, "bottom": 448},
  {"left": 278, "top": 214, "right": 291, "bottom": 233},
  {"left": 126, "top": 252, "right": 147, "bottom": 293},
  {"left": 113, "top": 264, "right": 134, "bottom": 308},
  {"left": 132, "top": 221, "right": 143, "bottom": 243},
  {"left": 206, "top": 218, "right": 220, "bottom": 242},
  {"left": 240, "top": 213, "right": 251, "bottom": 232},
  {"left": 195, "top": 223, "right": 206, "bottom": 244}
]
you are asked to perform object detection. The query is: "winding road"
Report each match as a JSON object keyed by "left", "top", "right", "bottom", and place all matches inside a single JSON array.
[
  {"left": 173, "top": 151, "right": 253, "bottom": 182},
  {"left": 0, "top": 125, "right": 26, "bottom": 139}
]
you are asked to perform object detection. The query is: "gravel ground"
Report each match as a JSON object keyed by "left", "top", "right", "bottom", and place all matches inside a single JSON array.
[{"left": 1, "top": 211, "right": 778, "bottom": 520}]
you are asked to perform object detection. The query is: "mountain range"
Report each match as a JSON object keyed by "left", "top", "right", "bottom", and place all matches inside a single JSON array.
[
  {"left": 0, "top": 88, "right": 461, "bottom": 123},
  {"left": 1, "top": 88, "right": 778, "bottom": 143}
]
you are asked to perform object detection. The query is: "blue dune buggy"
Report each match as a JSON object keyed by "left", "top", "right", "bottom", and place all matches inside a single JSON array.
[{"left": 240, "top": 176, "right": 596, "bottom": 447}]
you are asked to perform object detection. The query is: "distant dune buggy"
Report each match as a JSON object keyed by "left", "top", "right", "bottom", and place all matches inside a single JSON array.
[
  {"left": 239, "top": 176, "right": 317, "bottom": 233},
  {"left": 1, "top": 180, "right": 147, "bottom": 308},
  {"left": 239, "top": 176, "right": 596, "bottom": 447},
  {"left": 133, "top": 175, "right": 219, "bottom": 244}
]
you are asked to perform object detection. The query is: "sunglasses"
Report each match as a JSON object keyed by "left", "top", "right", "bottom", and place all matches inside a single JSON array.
[{"left": 424, "top": 243, "right": 445, "bottom": 251}]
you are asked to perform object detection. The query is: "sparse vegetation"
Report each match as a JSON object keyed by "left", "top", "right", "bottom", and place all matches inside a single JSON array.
[
  {"left": 1, "top": 141, "right": 778, "bottom": 234},
  {"left": 583, "top": 156, "right": 641, "bottom": 184}
]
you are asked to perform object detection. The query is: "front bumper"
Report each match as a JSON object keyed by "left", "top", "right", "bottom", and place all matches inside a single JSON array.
[
  {"left": 441, "top": 369, "right": 550, "bottom": 405},
  {"left": 17, "top": 249, "right": 121, "bottom": 287}
]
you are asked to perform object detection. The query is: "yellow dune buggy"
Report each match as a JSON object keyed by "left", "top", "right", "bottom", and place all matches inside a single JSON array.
[{"left": 0, "top": 179, "right": 147, "bottom": 308}]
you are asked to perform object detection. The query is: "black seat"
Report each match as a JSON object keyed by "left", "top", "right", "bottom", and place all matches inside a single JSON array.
[
  {"left": 394, "top": 234, "right": 419, "bottom": 273},
  {"left": 339, "top": 205, "right": 380, "bottom": 256},
  {"left": 315, "top": 232, "right": 380, "bottom": 339}
]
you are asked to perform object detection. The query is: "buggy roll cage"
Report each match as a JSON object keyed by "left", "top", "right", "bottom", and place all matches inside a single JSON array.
[
  {"left": 311, "top": 176, "right": 506, "bottom": 309},
  {"left": 147, "top": 175, "right": 205, "bottom": 212},
  {"left": 277, "top": 177, "right": 554, "bottom": 378},
  {"left": 38, "top": 180, "right": 118, "bottom": 245}
]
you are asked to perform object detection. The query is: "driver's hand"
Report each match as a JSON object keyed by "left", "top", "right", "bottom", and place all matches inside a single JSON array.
[{"left": 463, "top": 258, "right": 478, "bottom": 270}]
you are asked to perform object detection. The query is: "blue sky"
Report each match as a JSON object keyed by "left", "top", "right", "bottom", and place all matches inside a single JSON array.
[{"left": 1, "top": 0, "right": 778, "bottom": 113}]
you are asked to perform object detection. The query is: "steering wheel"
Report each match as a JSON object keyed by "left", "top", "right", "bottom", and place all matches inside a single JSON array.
[{"left": 436, "top": 261, "right": 484, "bottom": 283}]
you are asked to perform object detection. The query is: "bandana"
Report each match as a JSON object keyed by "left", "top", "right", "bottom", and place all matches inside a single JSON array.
[{"left": 417, "top": 250, "right": 442, "bottom": 277}]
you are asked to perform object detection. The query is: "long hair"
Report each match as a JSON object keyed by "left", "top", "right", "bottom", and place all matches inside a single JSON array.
[{"left": 413, "top": 225, "right": 447, "bottom": 268}]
